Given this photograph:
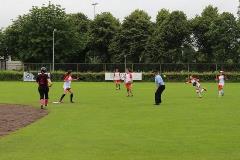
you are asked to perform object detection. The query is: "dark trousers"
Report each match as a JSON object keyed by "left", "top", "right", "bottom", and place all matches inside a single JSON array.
[
  {"left": 155, "top": 85, "right": 165, "bottom": 104},
  {"left": 38, "top": 86, "right": 49, "bottom": 100}
]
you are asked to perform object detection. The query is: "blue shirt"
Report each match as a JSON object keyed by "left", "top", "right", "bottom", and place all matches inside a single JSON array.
[{"left": 155, "top": 75, "right": 165, "bottom": 86}]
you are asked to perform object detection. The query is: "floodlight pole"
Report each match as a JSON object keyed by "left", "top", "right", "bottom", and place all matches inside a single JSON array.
[
  {"left": 52, "top": 29, "right": 57, "bottom": 72},
  {"left": 124, "top": 54, "right": 131, "bottom": 70},
  {"left": 124, "top": 55, "right": 127, "bottom": 70},
  {"left": 92, "top": 2, "right": 99, "bottom": 18}
]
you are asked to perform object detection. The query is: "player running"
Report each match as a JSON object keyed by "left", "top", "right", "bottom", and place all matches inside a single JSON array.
[
  {"left": 36, "top": 67, "right": 52, "bottom": 109},
  {"left": 113, "top": 68, "right": 121, "bottom": 90},
  {"left": 124, "top": 68, "right": 133, "bottom": 97},
  {"left": 216, "top": 71, "right": 226, "bottom": 97},
  {"left": 186, "top": 75, "right": 207, "bottom": 98},
  {"left": 59, "top": 70, "right": 78, "bottom": 103}
]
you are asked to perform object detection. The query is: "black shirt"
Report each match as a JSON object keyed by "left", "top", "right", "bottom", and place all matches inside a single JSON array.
[{"left": 36, "top": 73, "right": 49, "bottom": 87}]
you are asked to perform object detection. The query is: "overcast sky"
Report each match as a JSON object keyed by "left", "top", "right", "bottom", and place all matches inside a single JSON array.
[{"left": 0, "top": 0, "right": 239, "bottom": 28}]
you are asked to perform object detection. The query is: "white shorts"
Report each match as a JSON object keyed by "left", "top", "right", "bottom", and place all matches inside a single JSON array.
[
  {"left": 195, "top": 83, "right": 202, "bottom": 91},
  {"left": 218, "top": 83, "right": 225, "bottom": 87},
  {"left": 63, "top": 82, "right": 71, "bottom": 90}
]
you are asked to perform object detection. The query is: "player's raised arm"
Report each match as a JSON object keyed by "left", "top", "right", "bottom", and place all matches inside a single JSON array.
[{"left": 185, "top": 76, "right": 191, "bottom": 84}]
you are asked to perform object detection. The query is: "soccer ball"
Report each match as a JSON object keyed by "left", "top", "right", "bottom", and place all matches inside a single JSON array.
[{"left": 163, "top": 74, "right": 166, "bottom": 78}]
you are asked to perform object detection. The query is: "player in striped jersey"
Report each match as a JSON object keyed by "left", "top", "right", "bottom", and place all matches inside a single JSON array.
[{"left": 186, "top": 75, "right": 207, "bottom": 98}]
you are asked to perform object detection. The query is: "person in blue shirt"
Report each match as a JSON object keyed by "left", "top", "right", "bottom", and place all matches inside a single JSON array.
[{"left": 154, "top": 71, "right": 165, "bottom": 105}]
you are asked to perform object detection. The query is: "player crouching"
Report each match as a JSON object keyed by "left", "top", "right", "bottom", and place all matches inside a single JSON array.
[
  {"left": 186, "top": 75, "right": 207, "bottom": 98},
  {"left": 59, "top": 70, "right": 78, "bottom": 103}
]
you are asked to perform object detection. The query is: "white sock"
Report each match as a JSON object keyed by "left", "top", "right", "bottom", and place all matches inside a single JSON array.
[
  {"left": 198, "top": 92, "right": 202, "bottom": 97},
  {"left": 221, "top": 90, "right": 224, "bottom": 96}
]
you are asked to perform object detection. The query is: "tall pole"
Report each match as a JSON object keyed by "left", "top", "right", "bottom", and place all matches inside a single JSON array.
[
  {"left": 92, "top": 2, "right": 98, "bottom": 18},
  {"left": 238, "top": 0, "right": 240, "bottom": 19},
  {"left": 124, "top": 54, "right": 132, "bottom": 70},
  {"left": 53, "top": 29, "right": 57, "bottom": 72},
  {"left": 91, "top": 2, "right": 98, "bottom": 63},
  {"left": 124, "top": 55, "right": 127, "bottom": 70}
]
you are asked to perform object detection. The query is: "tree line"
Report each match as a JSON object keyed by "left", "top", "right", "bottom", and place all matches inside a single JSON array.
[{"left": 0, "top": 3, "right": 240, "bottom": 64}]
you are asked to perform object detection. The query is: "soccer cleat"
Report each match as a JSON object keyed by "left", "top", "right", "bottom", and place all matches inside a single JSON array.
[{"left": 221, "top": 91, "right": 224, "bottom": 96}]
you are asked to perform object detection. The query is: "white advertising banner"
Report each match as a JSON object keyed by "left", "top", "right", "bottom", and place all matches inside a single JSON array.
[
  {"left": 105, "top": 72, "right": 142, "bottom": 81},
  {"left": 23, "top": 72, "right": 51, "bottom": 82},
  {"left": 23, "top": 72, "right": 35, "bottom": 82}
]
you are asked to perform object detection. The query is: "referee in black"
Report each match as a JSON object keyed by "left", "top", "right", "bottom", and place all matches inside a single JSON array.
[{"left": 154, "top": 71, "right": 165, "bottom": 105}]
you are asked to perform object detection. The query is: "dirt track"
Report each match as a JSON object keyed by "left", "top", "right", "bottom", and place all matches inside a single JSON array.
[{"left": 0, "top": 104, "right": 48, "bottom": 137}]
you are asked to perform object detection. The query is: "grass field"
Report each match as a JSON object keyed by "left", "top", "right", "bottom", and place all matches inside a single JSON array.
[{"left": 0, "top": 82, "right": 240, "bottom": 160}]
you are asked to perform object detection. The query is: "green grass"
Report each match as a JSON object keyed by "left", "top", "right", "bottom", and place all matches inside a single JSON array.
[{"left": 0, "top": 82, "right": 240, "bottom": 160}]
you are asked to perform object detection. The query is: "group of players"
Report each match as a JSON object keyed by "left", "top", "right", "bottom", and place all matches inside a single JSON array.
[
  {"left": 36, "top": 67, "right": 226, "bottom": 109},
  {"left": 113, "top": 68, "right": 134, "bottom": 97},
  {"left": 186, "top": 71, "right": 226, "bottom": 98},
  {"left": 36, "top": 67, "right": 77, "bottom": 109},
  {"left": 36, "top": 67, "right": 134, "bottom": 109}
]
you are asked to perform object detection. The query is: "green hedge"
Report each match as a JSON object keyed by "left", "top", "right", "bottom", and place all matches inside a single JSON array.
[
  {"left": 0, "top": 71, "right": 23, "bottom": 81},
  {"left": 0, "top": 71, "right": 240, "bottom": 82}
]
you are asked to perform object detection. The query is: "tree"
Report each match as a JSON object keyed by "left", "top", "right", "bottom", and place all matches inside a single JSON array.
[
  {"left": 110, "top": 10, "right": 153, "bottom": 63},
  {"left": 191, "top": 5, "right": 219, "bottom": 62},
  {"left": 238, "top": 0, "right": 240, "bottom": 19},
  {"left": 87, "top": 12, "right": 120, "bottom": 63},
  {"left": 209, "top": 12, "right": 240, "bottom": 63},
  {"left": 145, "top": 9, "right": 170, "bottom": 63},
  {"left": 156, "top": 9, "right": 170, "bottom": 26},
  {"left": 0, "top": 30, "right": 7, "bottom": 59},
  {"left": 67, "top": 13, "right": 91, "bottom": 62},
  {"left": 2, "top": 3, "right": 239, "bottom": 65},
  {"left": 4, "top": 3, "right": 76, "bottom": 63},
  {"left": 146, "top": 10, "right": 190, "bottom": 63}
]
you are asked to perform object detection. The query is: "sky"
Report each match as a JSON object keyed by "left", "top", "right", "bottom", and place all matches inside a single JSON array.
[{"left": 0, "top": 0, "right": 239, "bottom": 28}]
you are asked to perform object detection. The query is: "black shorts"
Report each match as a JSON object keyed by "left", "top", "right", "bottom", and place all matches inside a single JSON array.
[
  {"left": 193, "top": 82, "right": 197, "bottom": 86},
  {"left": 38, "top": 86, "right": 49, "bottom": 99}
]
